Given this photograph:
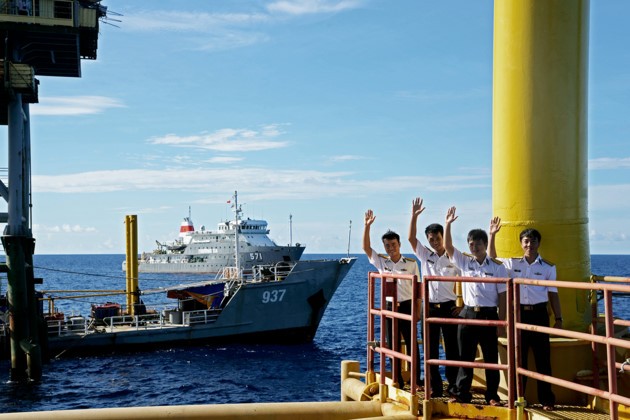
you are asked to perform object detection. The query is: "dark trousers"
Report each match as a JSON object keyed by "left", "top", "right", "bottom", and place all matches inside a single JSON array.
[
  {"left": 423, "top": 300, "right": 459, "bottom": 395},
  {"left": 453, "top": 306, "right": 500, "bottom": 403},
  {"left": 520, "top": 304, "right": 555, "bottom": 407},
  {"left": 386, "top": 300, "right": 421, "bottom": 386}
]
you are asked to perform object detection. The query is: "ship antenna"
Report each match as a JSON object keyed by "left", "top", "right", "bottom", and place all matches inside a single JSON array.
[
  {"left": 233, "top": 190, "right": 240, "bottom": 276},
  {"left": 188, "top": 205, "right": 191, "bottom": 220},
  {"left": 347, "top": 220, "right": 352, "bottom": 258},
  {"left": 289, "top": 214, "right": 293, "bottom": 246}
]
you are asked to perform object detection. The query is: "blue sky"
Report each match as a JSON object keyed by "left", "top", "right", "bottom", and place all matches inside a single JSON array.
[{"left": 3, "top": 0, "right": 629, "bottom": 255}]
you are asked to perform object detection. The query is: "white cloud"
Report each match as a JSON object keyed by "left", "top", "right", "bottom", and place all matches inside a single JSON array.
[
  {"left": 121, "top": 11, "right": 269, "bottom": 33},
  {"left": 111, "top": 206, "right": 172, "bottom": 215},
  {"left": 117, "top": 2, "right": 364, "bottom": 51},
  {"left": 31, "top": 96, "right": 125, "bottom": 116},
  {"left": 328, "top": 155, "right": 367, "bottom": 162},
  {"left": 266, "top": 0, "right": 364, "bottom": 15},
  {"left": 32, "top": 168, "right": 489, "bottom": 197},
  {"left": 205, "top": 157, "right": 245, "bottom": 164},
  {"left": 588, "top": 157, "right": 630, "bottom": 170},
  {"left": 33, "top": 224, "right": 97, "bottom": 234},
  {"left": 148, "top": 124, "right": 290, "bottom": 152},
  {"left": 589, "top": 229, "right": 628, "bottom": 242},
  {"left": 589, "top": 184, "right": 630, "bottom": 211},
  {"left": 195, "top": 32, "right": 271, "bottom": 51}
]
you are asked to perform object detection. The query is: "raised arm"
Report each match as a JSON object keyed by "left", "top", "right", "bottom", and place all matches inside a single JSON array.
[
  {"left": 488, "top": 216, "right": 502, "bottom": 259},
  {"left": 444, "top": 206, "right": 458, "bottom": 258},
  {"left": 408, "top": 197, "right": 425, "bottom": 250},
  {"left": 362, "top": 209, "right": 376, "bottom": 258}
]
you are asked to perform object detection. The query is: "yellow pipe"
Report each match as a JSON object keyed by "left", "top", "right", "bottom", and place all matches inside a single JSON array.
[
  {"left": 0, "top": 401, "right": 384, "bottom": 420},
  {"left": 493, "top": 0, "right": 590, "bottom": 332},
  {"left": 341, "top": 378, "right": 379, "bottom": 402},
  {"left": 129, "top": 215, "right": 139, "bottom": 312},
  {"left": 591, "top": 275, "right": 630, "bottom": 284},
  {"left": 341, "top": 360, "right": 361, "bottom": 401}
]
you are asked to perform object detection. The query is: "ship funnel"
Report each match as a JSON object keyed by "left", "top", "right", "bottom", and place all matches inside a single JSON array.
[{"left": 179, "top": 217, "right": 194, "bottom": 238}]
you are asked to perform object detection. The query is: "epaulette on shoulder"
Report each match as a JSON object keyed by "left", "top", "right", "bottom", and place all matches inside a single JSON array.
[
  {"left": 541, "top": 257, "right": 555, "bottom": 266},
  {"left": 463, "top": 252, "right": 474, "bottom": 258},
  {"left": 491, "top": 257, "right": 503, "bottom": 265},
  {"left": 378, "top": 253, "right": 390, "bottom": 260}
]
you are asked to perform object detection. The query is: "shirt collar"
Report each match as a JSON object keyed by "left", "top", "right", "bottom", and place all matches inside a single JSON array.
[{"left": 520, "top": 254, "right": 542, "bottom": 265}]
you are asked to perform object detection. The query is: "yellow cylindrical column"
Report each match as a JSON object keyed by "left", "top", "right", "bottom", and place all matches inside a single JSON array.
[
  {"left": 124, "top": 215, "right": 132, "bottom": 313},
  {"left": 125, "top": 215, "right": 139, "bottom": 315},
  {"left": 129, "top": 215, "right": 139, "bottom": 314},
  {"left": 493, "top": 0, "right": 590, "bottom": 332}
]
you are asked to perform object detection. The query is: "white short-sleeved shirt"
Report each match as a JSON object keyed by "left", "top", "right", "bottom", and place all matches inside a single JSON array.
[
  {"left": 368, "top": 248, "right": 419, "bottom": 302},
  {"left": 450, "top": 247, "right": 508, "bottom": 307},
  {"left": 414, "top": 242, "right": 459, "bottom": 303},
  {"left": 500, "top": 255, "right": 557, "bottom": 305}
]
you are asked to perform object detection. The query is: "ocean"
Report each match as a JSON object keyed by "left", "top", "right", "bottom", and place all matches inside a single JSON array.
[{"left": 0, "top": 254, "right": 628, "bottom": 413}]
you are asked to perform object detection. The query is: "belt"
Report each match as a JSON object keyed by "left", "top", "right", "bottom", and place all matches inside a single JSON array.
[
  {"left": 520, "top": 302, "right": 548, "bottom": 311},
  {"left": 429, "top": 300, "right": 455, "bottom": 309},
  {"left": 465, "top": 305, "right": 497, "bottom": 313}
]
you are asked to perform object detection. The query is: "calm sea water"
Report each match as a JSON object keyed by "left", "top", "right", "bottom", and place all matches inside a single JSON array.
[{"left": 0, "top": 254, "right": 627, "bottom": 413}]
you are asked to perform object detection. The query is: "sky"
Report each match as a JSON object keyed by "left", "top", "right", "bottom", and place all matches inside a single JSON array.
[{"left": 1, "top": 0, "right": 629, "bottom": 255}]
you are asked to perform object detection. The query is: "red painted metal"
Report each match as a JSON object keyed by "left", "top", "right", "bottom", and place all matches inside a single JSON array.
[
  {"left": 513, "top": 277, "right": 630, "bottom": 418},
  {"left": 366, "top": 272, "right": 630, "bottom": 417},
  {"left": 367, "top": 271, "right": 420, "bottom": 392},
  {"left": 421, "top": 275, "right": 513, "bottom": 409}
]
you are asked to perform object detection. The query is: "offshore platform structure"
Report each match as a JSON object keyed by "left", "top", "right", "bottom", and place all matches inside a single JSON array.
[{"left": 0, "top": 0, "right": 105, "bottom": 382}]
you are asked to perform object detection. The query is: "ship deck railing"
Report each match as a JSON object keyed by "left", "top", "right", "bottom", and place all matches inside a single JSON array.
[{"left": 46, "top": 307, "right": 225, "bottom": 337}]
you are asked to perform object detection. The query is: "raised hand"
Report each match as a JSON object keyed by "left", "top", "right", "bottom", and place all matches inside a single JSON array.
[
  {"left": 364, "top": 209, "right": 376, "bottom": 227},
  {"left": 411, "top": 197, "right": 426, "bottom": 218},
  {"left": 489, "top": 216, "right": 502, "bottom": 236},
  {"left": 445, "top": 206, "right": 458, "bottom": 225}
]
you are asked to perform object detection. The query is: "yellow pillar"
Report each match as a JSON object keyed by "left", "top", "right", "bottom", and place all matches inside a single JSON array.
[
  {"left": 493, "top": 0, "right": 590, "bottom": 332},
  {"left": 125, "top": 215, "right": 139, "bottom": 315},
  {"left": 125, "top": 215, "right": 131, "bottom": 313}
]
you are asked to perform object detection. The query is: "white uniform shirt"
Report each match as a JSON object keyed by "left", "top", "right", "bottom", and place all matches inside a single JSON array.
[
  {"left": 450, "top": 247, "right": 508, "bottom": 307},
  {"left": 500, "top": 255, "right": 557, "bottom": 305},
  {"left": 414, "top": 242, "right": 459, "bottom": 303},
  {"left": 368, "top": 248, "right": 419, "bottom": 302}
]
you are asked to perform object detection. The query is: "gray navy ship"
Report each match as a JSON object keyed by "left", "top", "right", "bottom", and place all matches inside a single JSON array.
[{"left": 124, "top": 193, "right": 305, "bottom": 274}]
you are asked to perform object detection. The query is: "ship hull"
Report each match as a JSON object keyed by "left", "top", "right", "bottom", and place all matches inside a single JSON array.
[{"left": 47, "top": 258, "right": 354, "bottom": 357}]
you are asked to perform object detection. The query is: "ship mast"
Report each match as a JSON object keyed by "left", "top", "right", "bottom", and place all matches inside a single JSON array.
[
  {"left": 347, "top": 220, "right": 352, "bottom": 258},
  {"left": 233, "top": 191, "right": 241, "bottom": 274}
]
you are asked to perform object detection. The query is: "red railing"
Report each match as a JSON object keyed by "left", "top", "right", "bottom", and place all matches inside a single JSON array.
[
  {"left": 422, "top": 275, "right": 515, "bottom": 410},
  {"left": 367, "top": 272, "right": 630, "bottom": 417},
  {"left": 367, "top": 271, "right": 421, "bottom": 394},
  {"left": 513, "top": 278, "right": 630, "bottom": 419}
]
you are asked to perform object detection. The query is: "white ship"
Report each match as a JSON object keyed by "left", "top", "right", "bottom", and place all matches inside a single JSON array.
[{"left": 123, "top": 193, "right": 305, "bottom": 273}]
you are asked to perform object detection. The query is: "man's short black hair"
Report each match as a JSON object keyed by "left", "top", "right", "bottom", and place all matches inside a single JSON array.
[
  {"left": 519, "top": 228, "right": 542, "bottom": 242},
  {"left": 467, "top": 229, "right": 488, "bottom": 246},
  {"left": 425, "top": 223, "right": 444, "bottom": 237},
  {"left": 382, "top": 230, "right": 400, "bottom": 243}
]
